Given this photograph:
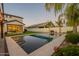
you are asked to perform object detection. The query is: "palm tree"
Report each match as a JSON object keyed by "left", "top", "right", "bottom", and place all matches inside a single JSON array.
[
  {"left": 45, "top": 3, "right": 79, "bottom": 33},
  {"left": 45, "top": 3, "right": 64, "bottom": 16},
  {"left": 45, "top": 21, "right": 54, "bottom": 41},
  {"left": 55, "top": 14, "right": 63, "bottom": 36},
  {"left": 46, "top": 21, "right": 54, "bottom": 34},
  {"left": 65, "top": 4, "right": 79, "bottom": 33}
]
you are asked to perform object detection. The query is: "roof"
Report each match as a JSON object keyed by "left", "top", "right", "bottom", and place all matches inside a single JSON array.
[
  {"left": 4, "top": 13, "right": 23, "bottom": 19},
  {"left": 27, "top": 21, "right": 55, "bottom": 28},
  {"left": 5, "top": 20, "right": 25, "bottom": 25}
]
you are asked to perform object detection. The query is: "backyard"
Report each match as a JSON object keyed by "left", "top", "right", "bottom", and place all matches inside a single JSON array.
[{"left": 2, "top": 3, "right": 79, "bottom": 56}]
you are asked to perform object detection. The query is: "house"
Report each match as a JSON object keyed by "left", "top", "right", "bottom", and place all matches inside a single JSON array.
[
  {"left": 27, "top": 21, "right": 55, "bottom": 28},
  {"left": 1, "top": 13, "right": 25, "bottom": 34},
  {"left": 26, "top": 21, "right": 55, "bottom": 33}
]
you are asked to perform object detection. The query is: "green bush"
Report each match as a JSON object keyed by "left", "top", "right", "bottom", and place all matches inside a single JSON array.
[
  {"left": 23, "top": 29, "right": 27, "bottom": 33},
  {"left": 65, "top": 33, "right": 79, "bottom": 44},
  {"left": 66, "top": 31, "right": 73, "bottom": 34},
  {"left": 53, "top": 45, "right": 79, "bottom": 56}
]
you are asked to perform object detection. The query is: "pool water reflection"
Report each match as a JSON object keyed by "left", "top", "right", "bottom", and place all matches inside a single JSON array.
[{"left": 12, "top": 36, "right": 48, "bottom": 54}]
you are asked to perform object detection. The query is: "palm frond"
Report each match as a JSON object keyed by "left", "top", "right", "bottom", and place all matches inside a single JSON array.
[{"left": 45, "top": 3, "right": 65, "bottom": 16}]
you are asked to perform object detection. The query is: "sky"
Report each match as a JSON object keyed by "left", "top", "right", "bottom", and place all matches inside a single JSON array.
[{"left": 4, "top": 3, "right": 58, "bottom": 27}]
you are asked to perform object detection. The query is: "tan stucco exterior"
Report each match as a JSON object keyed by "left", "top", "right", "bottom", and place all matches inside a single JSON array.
[{"left": 1, "top": 13, "right": 25, "bottom": 34}]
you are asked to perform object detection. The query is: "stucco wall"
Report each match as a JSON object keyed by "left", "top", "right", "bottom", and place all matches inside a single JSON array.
[{"left": 27, "top": 26, "right": 79, "bottom": 33}]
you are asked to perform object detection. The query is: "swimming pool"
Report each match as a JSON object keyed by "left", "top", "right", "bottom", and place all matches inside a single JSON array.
[
  {"left": 30, "top": 34, "right": 53, "bottom": 42},
  {"left": 12, "top": 36, "right": 48, "bottom": 54}
]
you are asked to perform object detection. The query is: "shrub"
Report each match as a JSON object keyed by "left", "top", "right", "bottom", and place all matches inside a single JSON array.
[
  {"left": 66, "top": 31, "right": 73, "bottom": 34},
  {"left": 65, "top": 33, "right": 79, "bottom": 44},
  {"left": 23, "top": 29, "right": 27, "bottom": 33},
  {"left": 53, "top": 45, "right": 79, "bottom": 56}
]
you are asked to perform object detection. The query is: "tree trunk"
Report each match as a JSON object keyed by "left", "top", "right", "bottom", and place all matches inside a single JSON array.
[
  {"left": 73, "top": 23, "right": 77, "bottom": 33},
  {"left": 49, "top": 27, "right": 50, "bottom": 33},
  {"left": 59, "top": 26, "right": 61, "bottom": 36}
]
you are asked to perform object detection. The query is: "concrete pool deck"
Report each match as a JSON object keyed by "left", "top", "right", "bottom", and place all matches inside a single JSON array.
[{"left": 6, "top": 37, "right": 28, "bottom": 56}]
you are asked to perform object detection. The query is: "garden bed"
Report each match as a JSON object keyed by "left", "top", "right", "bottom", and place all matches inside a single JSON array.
[{"left": 52, "top": 33, "right": 79, "bottom": 56}]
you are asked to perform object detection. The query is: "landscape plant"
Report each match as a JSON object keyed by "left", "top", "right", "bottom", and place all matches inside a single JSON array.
[
  {"left": 53, "top": 45, "right": 79, "bottom": 56},
  {"left": 65, "top": 33, "right": 79, "bottom": 44}
]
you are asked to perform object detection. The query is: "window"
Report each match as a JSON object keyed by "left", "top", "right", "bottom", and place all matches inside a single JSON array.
[{"left": 7, "top": 24, "right": 23, "bottom": 33}]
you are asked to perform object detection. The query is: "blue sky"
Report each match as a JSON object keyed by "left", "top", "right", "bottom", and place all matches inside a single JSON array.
[{"left": 4, "top": 3, "right": 57, "bottom": 26}]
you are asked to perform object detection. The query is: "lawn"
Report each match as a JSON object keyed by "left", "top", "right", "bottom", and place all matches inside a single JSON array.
[
  {"left": 6, "top": 31, "right": 40, "bottom": 36},
  {"left": 24, "top": 31, "right": 40, "bottom": 35}
]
